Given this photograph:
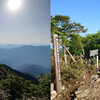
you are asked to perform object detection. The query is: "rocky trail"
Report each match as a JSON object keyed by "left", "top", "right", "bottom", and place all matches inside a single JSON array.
[{"left": 51, "top": 68, "right": 100, "bottom": 100}]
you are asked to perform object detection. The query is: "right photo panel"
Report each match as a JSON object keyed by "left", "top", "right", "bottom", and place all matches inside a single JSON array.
[{"left": 51, "top": 0, "right": 100, "bottom": 100}]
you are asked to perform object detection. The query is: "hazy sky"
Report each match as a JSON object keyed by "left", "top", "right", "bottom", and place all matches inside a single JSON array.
[
  {"left": 51, "top": 0, "right": 100, "bottom": 35},
  {"left": 0, "top": 0, "right": 50, "bottom": 45}
]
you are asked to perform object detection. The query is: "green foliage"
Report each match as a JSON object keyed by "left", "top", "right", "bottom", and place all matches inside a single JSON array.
[
  {"left": 0, "top": 64, "right": 50, "bottom": 100},
  {"left": 51, "top": 15, "right": 87, "bottom": 36},
  {"left": 60, "top": 55, "right": 84, "bottom": 81},
  {"left": 51, "top": 55, "right": 97, "bottom": 82},
  {"left": 51, "top": 15, "right": 87, "bottom": 56},
  {"left": 0, "top": 76, "right": 35, "bottom": 100},
  {"left": 82, "top": 32, "right": 100, "bottom": 58},
  {"left": 0, "top": 64, "right": 38, "bottom": 84},
  {"left": 61, "top": 67, "right": 82, "bottom": 81},
  {"left": 69, "top": 34, "right": 83, "bottom": 55},
  {"left": 51, "top": 55, "right": 83, "bottom": 82},
  {"left": 51, "top": 49, "right": 53, "bottom": 56},
  {"left": 37, "top": 74, "right": 51, "bottom": 99},
  {"left": 51, "top": 15, "right": 99, "bottom": 89}
]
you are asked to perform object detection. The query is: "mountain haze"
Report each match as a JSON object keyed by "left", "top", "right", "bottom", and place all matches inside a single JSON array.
[
  {"left": 0, "top": 45, "right": 50, "bottom": 75},
  {"left": 16, "top": 64, "right": 50, "bottom": 76}
]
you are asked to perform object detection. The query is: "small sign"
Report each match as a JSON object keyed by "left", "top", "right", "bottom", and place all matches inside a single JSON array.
[{"left": 90, "top": 49, "right": 98, "bottom": 57}]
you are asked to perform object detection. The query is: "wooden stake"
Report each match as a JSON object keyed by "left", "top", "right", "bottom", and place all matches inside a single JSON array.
[
  {"left": 59, "top": 42, "right": 76, "bottom": 62},
  {"left": 53, "top": 34, "right": 62, "bottom": 94},
  {"left": 82, "top": 45, "right": 85, "bottom": 56},
  {"left": 63, "top": 48, "right": 67, "bottom": 65},
  {"left": 97, "top": 55, "right": 98, "bottom": 68}
]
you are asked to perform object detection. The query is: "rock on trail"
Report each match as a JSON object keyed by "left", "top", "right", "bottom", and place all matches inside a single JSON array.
[{"left": 51, "top": 69, "right": 100, "bottom": 100}]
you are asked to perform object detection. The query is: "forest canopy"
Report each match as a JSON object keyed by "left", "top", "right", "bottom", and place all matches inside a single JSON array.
[{"left": 51, "top": 15, "right": 100, "bottom": 58}]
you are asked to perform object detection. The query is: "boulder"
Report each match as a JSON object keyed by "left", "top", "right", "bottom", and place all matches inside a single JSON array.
[
  {"left": 76, "top": 89, "right": 90, "bottom": 98},
  {"left": 51, "top": 90, "right": 57, "bottom": 100}
]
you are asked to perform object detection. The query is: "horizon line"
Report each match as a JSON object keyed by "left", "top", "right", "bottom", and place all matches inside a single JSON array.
[{"left": 0, "top": 43, "right": 50, "bottom": 46}]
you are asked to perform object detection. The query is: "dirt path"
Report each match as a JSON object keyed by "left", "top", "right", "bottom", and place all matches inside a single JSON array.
[{"left": 51, "top": 68, "right": 100, "bottom": 100}]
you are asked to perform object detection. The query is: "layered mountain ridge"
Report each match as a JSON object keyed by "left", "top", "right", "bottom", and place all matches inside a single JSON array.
[{"left": 0, "top": 44, "right": 50, "bottom": 76}]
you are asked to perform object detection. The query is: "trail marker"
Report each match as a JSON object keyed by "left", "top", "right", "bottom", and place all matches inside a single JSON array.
[
  {"left": 53, "top": 34, "right": 62, "bottom": 94},
  {"left": 90, "top": 49, "right": 98, "bottom": 57},
  {"left": 90, "top": 49, "right": 99, "bottom": 68}
]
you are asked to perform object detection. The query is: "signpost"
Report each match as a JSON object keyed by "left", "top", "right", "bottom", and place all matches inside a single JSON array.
[
  {"left": 53, "top": 34, "right": 62, "bottom": 94},
  {"left": 90, "top": 49, "right": 98, "bottom": 57},
  {"left": 90, "top": 49, "right": 99, "bottom": 68}
]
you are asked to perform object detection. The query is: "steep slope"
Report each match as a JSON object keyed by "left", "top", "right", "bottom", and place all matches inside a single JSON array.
[
  {"left": 0, "top": 64, "right": 38, "bottom": 84},
  {"left": 0, "top": 64, "right": 50, "bottom": 100}
]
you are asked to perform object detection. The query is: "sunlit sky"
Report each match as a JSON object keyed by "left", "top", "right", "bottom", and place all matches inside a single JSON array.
[
  {"left": 51, "top": 0, "right": 100, "bottom": 35},
  {"left": 0, "top": 0, "right": 50, "bottom": 45}
]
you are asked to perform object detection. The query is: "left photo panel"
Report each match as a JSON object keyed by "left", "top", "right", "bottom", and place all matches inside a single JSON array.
[{"left": 0, "top": 0, "right": 50, "bottom": 100}]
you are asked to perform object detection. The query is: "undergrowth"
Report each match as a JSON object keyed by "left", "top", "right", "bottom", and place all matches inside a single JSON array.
[{"left": 51, "top": 55, "right": 98, "bottom": 82}]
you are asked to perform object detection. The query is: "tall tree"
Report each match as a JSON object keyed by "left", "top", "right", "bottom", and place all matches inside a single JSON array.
[
  {"left": 69, "top": 34, "right": 83, "bottom": 55},
  {"left": 51, "top": 15, "right": 70, "bottom": 64},
  {"left": 51, "top": 15, "right": 87, "bottom": 62}
]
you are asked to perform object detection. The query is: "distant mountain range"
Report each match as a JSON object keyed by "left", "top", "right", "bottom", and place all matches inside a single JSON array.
[
  {"left": 16, "top": 64, "right": 50, "bottom": 76},
  {"left": 0, "top": 64, "right": 38, "bottom": 84},
  {"left": 0, "top": 44, "right": 24, "bottom": 49},
  {"left": 0, "top": 44, "right": 50, "bottom": 76}
]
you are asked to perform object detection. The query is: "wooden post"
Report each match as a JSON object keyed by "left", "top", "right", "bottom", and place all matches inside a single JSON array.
[
  {"left": 82, "top": 46, "right": 85, "bottom": 56},
  {"left": 53, "top": 34, "right": 62, "bottom": 94},
  {"left": 63, "top": 48, "right": 67, "bottom": 65},
  {"left": 59, "top": 42, "right": 76, "bottom": 62},
  {"left": 97, "top": 55, "right": 98, "bottom": 68}
]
